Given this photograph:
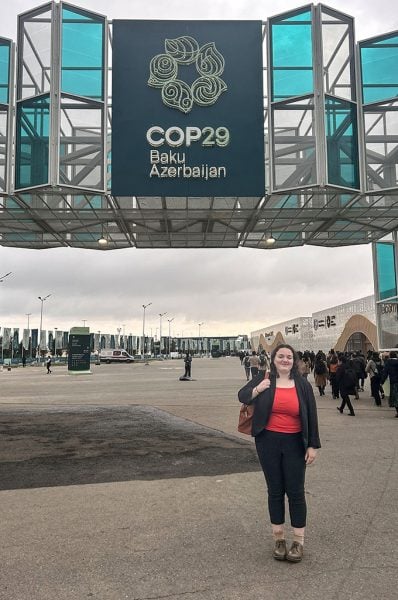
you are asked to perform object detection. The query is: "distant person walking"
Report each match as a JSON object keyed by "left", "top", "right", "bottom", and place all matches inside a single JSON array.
[
  {"left": 46, "top": 355, "right": 52, "bottom": 374},
  {"left": 366, "top": 352, "right": 382, "bottom": 406},
  {"left": 249, "top": 351, "right": 259, "bottom": 379},
  {"left": 352, "top": 351, "right": 366, "bottom": 392},
  {"left": 243, "top": 353, "right": 251, "bottom": 380},
  {"left": 381, "top": 351, "right": 398, "bottom": 418},
  {"left": 258, "top": 351, "right": 269, "bottom": 374},
  {"left": 328, "top": 354, "right": 339, "bottom": 399},
  {"left": 184, "top": 352, "right": 192, "bottom": 378},
  {"left": 336, "top": 356, "right": 356, "bottom": 416},
  {"left": 314, "top": 354, "right": 328, "bottom": 396},
  {"left": 238, "top": 344, "right": 321, "bottom": 563}
]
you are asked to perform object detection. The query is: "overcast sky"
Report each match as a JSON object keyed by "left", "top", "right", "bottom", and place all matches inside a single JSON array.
[{"left": 1, "top": 0, "right": 396, "bottom": 338}]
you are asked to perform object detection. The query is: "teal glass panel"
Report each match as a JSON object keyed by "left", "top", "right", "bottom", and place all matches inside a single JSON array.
[
  {"left": 73, "top": 195, "right": 102, "bottom": 209},
  {"left": 361, "top": 35, "right": 398, "bottom": 104},
  {"left": 325, "top": 96, "right": 359, "bottom": 189},
  {"left": 61, "top": 6, "right": 104, "bottom": 99},
  {"left": 277, "top": 232, "right": 299, "bottom": 240},
  {"left": 0, "top": 40, "right": 10, "bottom": 104},
  {"left": 335, "top": 231, "right": 365, "bottom": 240},
  {"left": 273, "top": 195, "right": 299, "bottom": 208},
  {"left": 73, "top": 233, "right": 98, "bottom": 241},
  {"left": 5, "top": 233, "right": 38, "bottom": 241},
  {"left": 15, "top": 95, "right": 50, "bottom": 189},
  {"left": 5, "top": 199, "right": 21, "bottom": 209},
  {"left": 340, "top": 194, "right": 352, "bottom": 206},
  {"left": 271, "top": 9, "right": 313, "bottom": 101},
  {"left": 376, "top": 242, "right": 397, "bottom": 300}
]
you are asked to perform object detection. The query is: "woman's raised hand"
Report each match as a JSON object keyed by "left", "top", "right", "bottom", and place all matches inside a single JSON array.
[{"left": 256, "top": 372, "right": 271, "bottom": 393}]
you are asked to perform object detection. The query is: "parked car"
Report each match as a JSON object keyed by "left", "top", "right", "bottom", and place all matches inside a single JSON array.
[{"left": 99, "top": 349, "right": 134, "bottom": 364}]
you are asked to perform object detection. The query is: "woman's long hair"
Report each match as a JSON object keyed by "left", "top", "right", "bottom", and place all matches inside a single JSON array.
[{"left": 270, "top": 343, "right": 300, "bottom": 379}]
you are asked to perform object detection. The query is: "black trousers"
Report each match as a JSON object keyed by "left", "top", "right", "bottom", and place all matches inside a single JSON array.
[
  {"left": 250, "top": 366, "right": 259, "bottom": 378},
  {"left": 370, "top": 375, "right": 381, "bottom": 405},
  {"left": 330, "top": 373, "right": 339, "bottom": 398},
  {"left": 339, "top": 393, "right": 355, "bottom": 414},
  {"left": 255, "top": 430, "right": 307, "bottom": 528}
]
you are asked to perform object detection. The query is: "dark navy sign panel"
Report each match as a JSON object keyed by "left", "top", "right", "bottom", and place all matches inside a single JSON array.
[{"left": 112, "top": 20, "right": 265, "bottom": 197}]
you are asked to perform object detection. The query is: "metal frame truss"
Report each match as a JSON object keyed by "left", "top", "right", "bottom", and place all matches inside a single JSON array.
[{"left": 0, "top": 2, "right": 398, "bottom": 250}]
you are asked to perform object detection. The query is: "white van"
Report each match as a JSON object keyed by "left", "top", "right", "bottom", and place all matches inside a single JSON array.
[{"left": 99, "top": 349, "right": 134, "bottom": 364}]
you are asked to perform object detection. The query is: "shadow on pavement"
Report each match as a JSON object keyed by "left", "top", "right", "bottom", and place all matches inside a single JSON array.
[{"left": 0, "top": 405, "right": 260, "bottom": 490}]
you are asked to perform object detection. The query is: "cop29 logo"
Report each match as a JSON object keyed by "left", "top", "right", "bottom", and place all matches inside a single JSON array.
[{"left": 148, "top": 36, "right": 227, "bottom": 114}]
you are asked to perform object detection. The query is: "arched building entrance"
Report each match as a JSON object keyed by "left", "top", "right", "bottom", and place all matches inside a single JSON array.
[
  {"left": 334, "top": 315, "right": 377, "bottom": 354},
  {"left": 344, "top": 332, "right": 373, "bottom": 355}
]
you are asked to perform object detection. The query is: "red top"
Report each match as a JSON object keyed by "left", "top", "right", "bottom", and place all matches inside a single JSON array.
[{"left": 265, "top": 387, "right": 302, "bottom": 433}]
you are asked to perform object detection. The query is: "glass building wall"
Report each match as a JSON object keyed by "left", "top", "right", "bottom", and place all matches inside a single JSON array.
[
  {"left": 360, "top": 33, "right": 398, "bottom": 105},
  {"left": 61, "top": 5, "right": 104, "bottom": 100},
  {"left": 269, "top": 5, "right": 359, "bottom": 194},
  {"left": 375, "top": 241, "right": 397, "bottom": 300},
  {"left": 15, "top": 95, "right": 50, "bottom": 189},
  {"left": 360, "top": 33, "right": 398, "bottom": 192},
  {"left": 374, "top": 235, "right": 398, "bottom": 349},
  {"left": 270, "top": 8, "right": 313, "bottom": 102},
  {"left": 17, "top": 3, "right": 52, "bottom": 101},
  {"left": 325, "top": 96, "right": 359, "bottom": 189},
  {"left": 59, "top": 4, "right": 106, "bottom": 191},
  {"left": 0, "top": 37, "right": 12, "bottom": 194},
  {"left": 0, "top": 39, "right": 10, "bottom": 104},
  {"left": 269, "top": 6, "right": 315, "bottom": 195},
  {"left": 14, "top": 2, "right": 106, "bottom": 193}
]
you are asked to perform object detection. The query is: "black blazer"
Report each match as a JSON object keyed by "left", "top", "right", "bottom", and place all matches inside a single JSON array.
[{"left": 238, "top": 373, "right": 321, "bottom": 450}]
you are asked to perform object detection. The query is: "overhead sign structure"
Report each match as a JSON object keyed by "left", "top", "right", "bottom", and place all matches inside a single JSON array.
[{"left": 112, "top": 20, "right": 265, "bottom": 197}]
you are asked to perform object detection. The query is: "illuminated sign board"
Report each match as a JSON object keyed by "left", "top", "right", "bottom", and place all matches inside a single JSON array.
[{"left": 112, "top": 21, "right": 265, "bottom": 196}]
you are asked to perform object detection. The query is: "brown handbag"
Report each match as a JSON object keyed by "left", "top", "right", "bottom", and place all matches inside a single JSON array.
[{"left": 238, "top": 403, "right": 254, "bottom": 435}]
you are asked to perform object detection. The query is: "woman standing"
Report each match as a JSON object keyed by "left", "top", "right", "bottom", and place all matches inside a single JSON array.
[{"left": 238, "top": 344, "right": 321, "bottom": 563}]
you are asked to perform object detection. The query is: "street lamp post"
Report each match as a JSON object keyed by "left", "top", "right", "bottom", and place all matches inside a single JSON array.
[
  {"left": 0, "top": 271, "right": 12, "bottom": 284},
  {"left": 159, "top": 312, "right": 167, "bottom": 358},
  {"left": 198, "top": 322, "right": 204, "bottom": 357},
  {"left": 38, "top": 294, "right": 51, "bottom": 362},
  {"left": 0, "top": 272, "right": 12, "bottom": 365},
  {"left": 167, "top": 317, "right": 174, "bottom": 358},
  {"left": 142, "top": 302, "right": 152, "bottom": 358}
]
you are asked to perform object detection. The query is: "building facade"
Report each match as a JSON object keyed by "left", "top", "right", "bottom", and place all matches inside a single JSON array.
[{"left": 251, "top": 295, "right": 380, "bottom": 354}]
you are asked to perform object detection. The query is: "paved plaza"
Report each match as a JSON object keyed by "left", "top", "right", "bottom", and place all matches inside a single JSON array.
[{"left": 0, "top": 357, "right": 397, "bottom": 599}]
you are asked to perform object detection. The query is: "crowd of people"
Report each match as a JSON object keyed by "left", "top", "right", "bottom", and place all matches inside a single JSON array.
[{"left": 238, "top": 347, "right": 398, "bottom": 418}]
